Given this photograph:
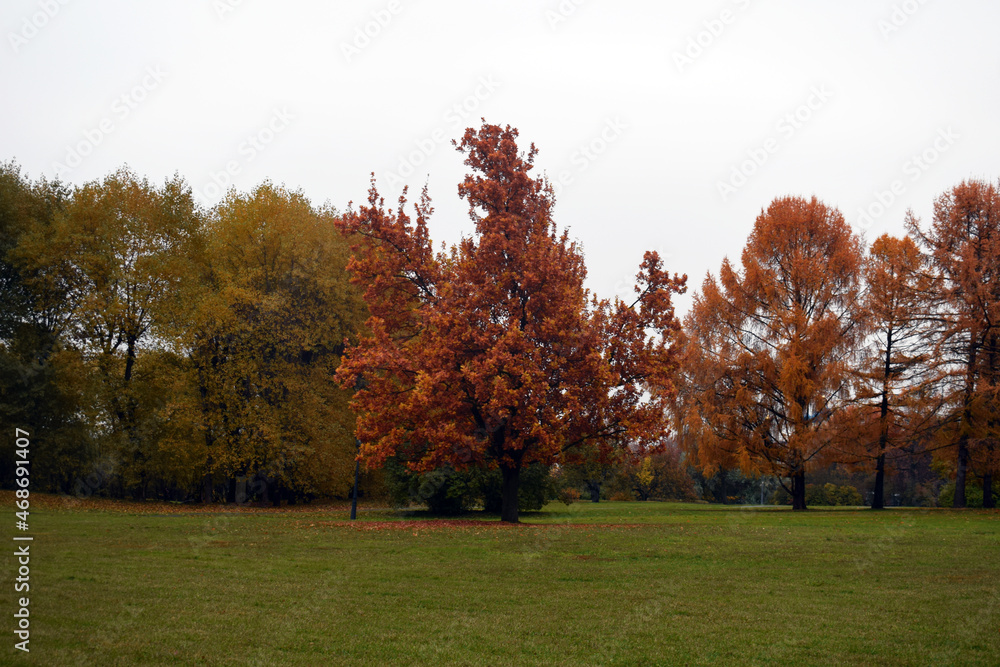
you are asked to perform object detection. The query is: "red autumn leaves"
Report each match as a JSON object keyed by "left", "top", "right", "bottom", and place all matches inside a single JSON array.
[
  {"left": 336, "top": 123, "right": 686, "bottom": 523},
  {"left": 337, "top": 119, "right": 1000, "bottom": 517}
]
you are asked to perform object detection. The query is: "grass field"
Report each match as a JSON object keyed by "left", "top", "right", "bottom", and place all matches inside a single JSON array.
[{"left": 3, "top": 495, "right": 999, "bottom": 666}]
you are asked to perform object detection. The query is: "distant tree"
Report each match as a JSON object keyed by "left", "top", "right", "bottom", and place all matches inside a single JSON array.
[
  {"left": 337, "top": 122, "right": 686, "bottom": 522},
  {"left": 608, "top": 444, "right": 697, "bottom": 502},
  {"left": 677, "top": 196, "right": 864, "bottom": 510},
  {"left": 558, "top": 441, "right": 620, "bottom": 502}
]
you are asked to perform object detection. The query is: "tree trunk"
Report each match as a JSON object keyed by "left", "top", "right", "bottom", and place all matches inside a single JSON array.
[
  {"left": 954, "top": 436, "right": 969, "bottom": 508},
  {"left": 873, "top": 343, "right": 891, "bottom": 511},
  {"left": 872, "top": 453, "right": 886, "bottom": 510},
  {"left": 201, "top": 473, "right": 213, "bottom": 504},
  {"left": 983, "top": 473, "right": 995, "bottom": 509},
  {"left": 791, "top": 471, "right": 807, "bottom": 510},
  {"left": 259, "top": 476, "right": 271, "bottom": 505},
  {"left": 587, "top": 481, "right": 601, "bottom": 503},
  {"left": 235, "top": 476, "right": 248, "bottom": 505},
  {"left": 500, "top": 464, "right": 520, "bottom": 523}
]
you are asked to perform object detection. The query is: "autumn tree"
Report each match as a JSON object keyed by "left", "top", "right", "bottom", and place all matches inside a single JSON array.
[
  {"left": 18, "top": 168, "right": 206, "bottom": 497},
  {"left": 0, "top": 161, "right": 95, "bottom": 492},
  {"left": 337, "top": 122, "right": 685, "bottom": 523},
  {"left": 908, "top": 180, "right": 1000, "bottom": 508},
  {"left": 842, "top": 234, "right": 943, "bottom": 509},
  {"left": 677, "top": 196, "right": 864, "bottom": 510},
  {"left": 191, "top": 183, "right": 366, "bottom": 502}
]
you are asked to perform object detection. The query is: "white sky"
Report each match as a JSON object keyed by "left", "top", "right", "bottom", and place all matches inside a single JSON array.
[{"left": 3, "top": 0, "right": 999, "bottom": 314}]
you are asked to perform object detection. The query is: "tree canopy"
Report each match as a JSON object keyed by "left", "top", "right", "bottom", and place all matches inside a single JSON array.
[{"left": 336, "top": 122, "right": 686, "bottom": 522}]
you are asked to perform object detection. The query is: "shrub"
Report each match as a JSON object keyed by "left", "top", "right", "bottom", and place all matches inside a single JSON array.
[
  {"left": 384, "top": 458, "right": 556, "bottom": 514},
  {"left": 935, "top": 478, "right": 998, "bottom": 508},
  {"left": 558, "top": 487, "right": 581, "bottom": 505}
]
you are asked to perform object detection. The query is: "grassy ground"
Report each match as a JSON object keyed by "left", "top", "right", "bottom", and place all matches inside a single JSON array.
[{"left": 2, "top": 495, "right": 998, "bottom": 666}]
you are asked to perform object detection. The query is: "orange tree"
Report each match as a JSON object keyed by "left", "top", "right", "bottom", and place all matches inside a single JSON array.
[
  {"left": 842, "top": 234, "right": 943, "bottom": 509},
  {"left": 908, "top": 179, "right": 1000, "bottom": 507},
  {"left": 676, "top": 196, "right": 864, "bottom": 510},
  {"left": 336, "top": 122, "right": 685, "bottom": 522}
]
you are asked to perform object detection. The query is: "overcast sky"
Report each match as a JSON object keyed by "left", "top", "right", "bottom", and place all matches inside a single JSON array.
[{"left": 3, "top": 0, "right": 999, "bottom": 313}]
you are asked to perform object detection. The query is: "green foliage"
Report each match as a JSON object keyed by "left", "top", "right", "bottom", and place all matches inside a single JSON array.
[
  {"left": 805, "top": 483, "right": 863, "bottom": 507},
  {"left": 690, "top": 467, "right": 761, "bottom": 504},
  {"left": 0, "top": 162, "right": 94, "bottom": 493},
  {"left": 384, "top": 459, "right": 556, "bottom": 514},
  {"left": 936, "top": 478, "right": 998, "bottom": 508},
  {"left": 773, "top": 483, "right": 863, "bottom": 506},
  {"left": 476, "top": 463, "right": 557, "bottom": 512}
]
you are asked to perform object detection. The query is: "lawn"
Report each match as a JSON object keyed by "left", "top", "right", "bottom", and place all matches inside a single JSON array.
[{"left": 3, "top": 495, "right": 999, "bottom": 666}]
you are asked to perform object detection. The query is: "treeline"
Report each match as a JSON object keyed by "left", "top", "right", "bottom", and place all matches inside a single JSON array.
[
  {"left": 0, "top": 162, "right": 366, "bottom": 502},
  {"left": 3, "top": 156, "right": 999, "bottom": 511},
  {"left": 674, "top": 184, "right": 1000, "bottom": 509}
]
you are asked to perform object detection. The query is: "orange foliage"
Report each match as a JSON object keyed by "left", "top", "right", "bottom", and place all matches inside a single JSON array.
[
  {"left": 335, "top": 122, "right": 685, "bottom": 522},
  {"left": 677, "top": 196, "right": 864, "bottom": 509},
  {"left": 908, "top": 179, "right": 1000, "bottom": 507},
  {"left": 838, "top": 234, "right": 944, "bottom": 507}
]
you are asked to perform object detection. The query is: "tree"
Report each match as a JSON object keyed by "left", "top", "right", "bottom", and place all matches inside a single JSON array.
[
  {"left": 336, "top": 122, "right": 685, "bottom": 522},
  {"left": 558, "top": 441, "right": 619, "bottom": 502},
  {"left": 604, "top": 442, "right": 697, "bottom": 502},
  {"left": 0, "top": 162, "right": 95, "bottom": 493},
  {"left": 23, "top": 168, "right": 204, "bottom": 498},
  {"left": 908, "top": 180, "right": 1000, "bottom": 508},
  {"left": 845, "top": 234, "right": 942, "bottom": 509},
  {"left": 191, "top": 183, "right": 365, "bottom": 502},
  {"left": 677, "top": 196, "right": 864, "bottom": 510}
]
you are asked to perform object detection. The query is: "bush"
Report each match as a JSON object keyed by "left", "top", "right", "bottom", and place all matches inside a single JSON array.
[
  {"left": 690, "top": 467, "right": 759, "bottom": 504},
  {"left": 936, "top": 478, "right": 998, "bottom": 508},
  {"left": 383, "top": 458, "right": 557, "bottom": 514},
  {"left": 557, "top": 487, "right": 581, "bottom": 505},
  {"left": 476, "top": 463, "right": 557, "bottom": 512},
  {"left": 774, "top": 483, "right": 863, "bottom": 506}
]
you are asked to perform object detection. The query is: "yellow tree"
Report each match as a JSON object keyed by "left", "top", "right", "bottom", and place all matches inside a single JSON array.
[
  {"left": 192, "top": 183, "right": 365, "bottom": 502},
  {"left": 678, "top": 196, "right": 864, "bottom": 510},
  {"left": 10, "top": 167, "right": 202, "bottom": 497}
]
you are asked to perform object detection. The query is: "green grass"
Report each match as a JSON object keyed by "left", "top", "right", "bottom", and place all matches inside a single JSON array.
[{"left": 3, "top": 499, "right": 999, "bottom": 666}]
